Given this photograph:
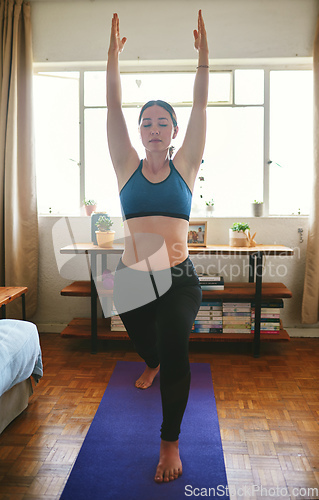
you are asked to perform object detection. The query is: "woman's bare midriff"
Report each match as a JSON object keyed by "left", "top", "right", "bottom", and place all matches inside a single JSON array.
[{"left": 121, "top": 216, "right": 189, "bottom": 271}]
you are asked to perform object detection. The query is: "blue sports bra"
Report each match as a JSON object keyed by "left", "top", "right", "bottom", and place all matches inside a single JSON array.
[{"left": 120, "top": 159, "right": 192, "bottom": 221}]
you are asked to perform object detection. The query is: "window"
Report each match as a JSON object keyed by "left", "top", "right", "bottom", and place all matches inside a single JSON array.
[
  {"left": 269, "top": 70, "right": 313, "bottom": 215},
  {"left": 33, "top": 72, "right": 80, "bottom": 215},
  {"left": 33, "top": 67, "right": 313, "bottom": 216}
]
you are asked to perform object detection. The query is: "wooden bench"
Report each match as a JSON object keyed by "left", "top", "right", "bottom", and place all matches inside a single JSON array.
[{"left": 0, "top": 287, "right": 28, "bottom": 319}]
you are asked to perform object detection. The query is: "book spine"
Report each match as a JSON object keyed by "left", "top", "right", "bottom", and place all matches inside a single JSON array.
[{"left": 224, "top": 328, "right": 251, "bottom": 332}]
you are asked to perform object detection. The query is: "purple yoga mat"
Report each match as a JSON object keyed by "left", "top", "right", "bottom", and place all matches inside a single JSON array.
[{"left": 60, "top": 361, "right": 229, "bottom": 500}]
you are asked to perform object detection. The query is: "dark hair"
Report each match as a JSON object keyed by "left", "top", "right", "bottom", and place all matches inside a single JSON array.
[{"left": 138, "top": 100, "right": 178, "bottom": 128}]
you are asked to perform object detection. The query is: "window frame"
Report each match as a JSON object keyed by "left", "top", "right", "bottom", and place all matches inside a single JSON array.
[{"left": 33, "top": 59, "right": 313, "bottom": 217}]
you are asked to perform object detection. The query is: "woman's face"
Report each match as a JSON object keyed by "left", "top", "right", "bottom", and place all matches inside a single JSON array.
[{"left": 139, "top": 105, "right": 178, "bottom": 153}]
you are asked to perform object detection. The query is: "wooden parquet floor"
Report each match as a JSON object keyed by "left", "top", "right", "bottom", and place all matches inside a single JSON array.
[{"left": 0, "top": 335, "right": 318, "bottom": 500}]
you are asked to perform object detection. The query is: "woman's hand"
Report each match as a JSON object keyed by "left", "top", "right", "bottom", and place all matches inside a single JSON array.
[
  {"left": 108, "top": 13, "right": 127, "bottom": 55},
  {"left": 193, "top": 10, "right": 208, "bottom": 53}
]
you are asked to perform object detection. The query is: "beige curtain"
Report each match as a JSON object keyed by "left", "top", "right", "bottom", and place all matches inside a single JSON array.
[
  {"left": 0, "top": 0, "right": 38, "bottom": 318},
  {"left": 301, "top": 14, "right": 319, "bottom": 324}
]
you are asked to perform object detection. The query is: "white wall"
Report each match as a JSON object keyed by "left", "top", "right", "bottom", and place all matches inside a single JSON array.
[{"left": 30, "top": 0, "right": 319, "bottom": 63}]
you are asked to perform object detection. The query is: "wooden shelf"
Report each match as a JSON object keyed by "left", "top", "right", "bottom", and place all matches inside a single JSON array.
[
  {"left": 202, "top": 282, "right": 292, "bottom": 300},
  {"left": 60, "top": 281, "right": 292, "bottom": 346},
  {"left": 61, "top": 318, "right": 290, "bottom": 343},
  {"left": 61, "top": 281, "right": 112, "bottom": 297},
  {"left": 61, "top": 281, "right": 90, "bottom": 297},
  {"left": 61, "top": 318, "right": 128, "bottom": 340},
  {"left": 61, "top": 281, "right": 292, "bottom": 300}
]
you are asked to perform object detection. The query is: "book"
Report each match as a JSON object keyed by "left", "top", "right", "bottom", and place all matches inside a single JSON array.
[
  {"left": 223, "top": 302, "right": 251, "bottom": 307},
  {"left": 197, "top": 310, "right": 222, "bottom": 316},
  {"left": 199, "top": 306, "right": 222, "bottom": 311},
  {"left": 223, "top": 312, "right": 251, "bottom": 317},
  {"left": 193, "top": 328, "right": 223, "bottom": 333},
  {"left": 198, "top": 275, "right": 224, "bottom": 283},
  {"left": 201, "top": 284, "right": 225, "bottom": 290},
  {"left": 201, "top": 301, "right": 223, "bottom": 306},
  {"left": 223, "top": 328, "right": 251, "bottom": 334},
  {"left": 251, "top": 300, "right": 284, "bottom": 308}
]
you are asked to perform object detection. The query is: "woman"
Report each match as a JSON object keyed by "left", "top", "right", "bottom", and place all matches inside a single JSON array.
[{"left": 107, "top": 10, "right": 209, "bottom": 483}]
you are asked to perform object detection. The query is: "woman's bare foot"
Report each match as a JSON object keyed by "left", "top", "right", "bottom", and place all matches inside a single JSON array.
[
  {"left": 135, "top": 364, "right": 160, "bottom": 389},
  {"left": 154, "top": 439, "right": 182, "bottom": 483}
]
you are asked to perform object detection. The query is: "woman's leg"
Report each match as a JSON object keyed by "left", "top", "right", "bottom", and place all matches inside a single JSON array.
[
  {"left": 114, "top": 260, "right": 160, "bottom": 370},
  {"left": 119, "top": 302, "right": 159, "bottom": 369},
  {"left": 156, "top": 283, "right": 202, "bottom": 441},
  {"left": 118, "top": 303, "right": 160, "bottom": 388},
  {"left": 154, "top": 282, "right": 202, "bottom": 482}
]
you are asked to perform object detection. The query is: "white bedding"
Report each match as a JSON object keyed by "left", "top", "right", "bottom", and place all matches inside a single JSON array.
[{"left": 0, "top": 319, "right": 43, "bottom": 397}]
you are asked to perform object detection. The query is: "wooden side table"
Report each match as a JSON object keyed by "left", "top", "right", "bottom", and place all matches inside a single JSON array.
[
  {"left": 0, "top": 287, "right": 28, "bottom": 320},
  {"left": 60, "top": 244, "right": 293, "bottom": 356}
]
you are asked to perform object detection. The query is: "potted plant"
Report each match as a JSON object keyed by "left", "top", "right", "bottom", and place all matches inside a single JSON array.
[
  {"left": 252, "top": 200, "right": 263, "bottom": 217},
  {"left": 205, "top": 198, "right": 214, "bottom": 216},
  {"left": 229, "top": 222, "right": 250, "bottom": 247},
  {"left": 95, "top": 215, "right": 115, "bottom": 248},
  {"left": 83, "top": 199, "right": 97, "bottom": 216}
]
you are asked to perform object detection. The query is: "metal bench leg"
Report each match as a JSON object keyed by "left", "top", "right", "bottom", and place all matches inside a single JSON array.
[{"left": 22, "top": 294, "right": 26, "bottom": 320}]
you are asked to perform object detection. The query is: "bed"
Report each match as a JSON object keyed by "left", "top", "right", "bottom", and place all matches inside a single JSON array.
[{"left": 0, "top": 319, "right": 43, "bottom": 434}]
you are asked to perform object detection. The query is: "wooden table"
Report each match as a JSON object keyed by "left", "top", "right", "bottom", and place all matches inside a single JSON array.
[
  {"left": 0, "top": 287, "right": 28, "bottom": 319},
  {"left": 60, "top": 244, "right": 293, "bottom": 356}
]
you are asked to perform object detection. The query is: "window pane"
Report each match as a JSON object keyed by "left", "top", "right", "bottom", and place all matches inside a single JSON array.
[
  {"left": 121, "top": 73, "right": 195, "bottom": 103},
  {"left": 193, "top": 107, "right": 264, "bottom": 216},
  {"left": 209, "top": 72, "right": 232, "bottom": 103},
  {"left": 235, "top": 70, "right": 264, "bottom": 105},
  {"left": 84, "top": 71, "right": 232, "bottom": 106},
  {"left": 84, "top": 108, "right": 119, "bottom": 215},
  {"left": 269, "top": 70, "right": 313, "bottom": 215},
  {"left": 33, "top": 72, "right": 80, "bottom": 214},
  {"left": 84, "top": 71, "right": 106, "bottom": 107}
]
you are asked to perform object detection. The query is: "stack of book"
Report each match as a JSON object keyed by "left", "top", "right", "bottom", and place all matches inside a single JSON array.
[
  {"left": 222, "top": 302, "right": 251, "bottom": 334},
  {"left": 192, "top": 300, "right": 223, "bottom": 333},
  {"left": 251, "top": 300, "right": 283, "bottom": 334},
  {"left": 110, "top": 302, "right": 126, "bottom": 331},
  {"left": 198, "top": 275, "right": 224, "bottom": 290}
]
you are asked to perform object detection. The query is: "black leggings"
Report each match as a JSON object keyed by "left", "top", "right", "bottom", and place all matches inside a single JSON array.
[{"left": 113, "top": 256, "right": 202, "bottom": 441}]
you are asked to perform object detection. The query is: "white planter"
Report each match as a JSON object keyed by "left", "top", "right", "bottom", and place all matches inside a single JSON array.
[
  {"left": 229, "top": 229, "right": 249, "bottom": 247},
  {"left": 95, "top": 230, "right": 115, "bottom": 248},
  {"left": 206, "top": 205, "right": 214, "bottom": 217},
  {"left": 252, "top": 203, "right": 263, "bottom": 217}
]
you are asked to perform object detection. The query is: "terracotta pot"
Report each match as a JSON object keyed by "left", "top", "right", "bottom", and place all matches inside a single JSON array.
[
  {"left": 95, "top": 230, "right": 115, "bottom": 248},
  {"left": 85, "top": 204, "right": 96, "bottom": 216}
]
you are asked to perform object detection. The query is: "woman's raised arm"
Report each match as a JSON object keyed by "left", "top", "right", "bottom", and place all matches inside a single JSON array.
[
  {"left": 106, "top": 14, "right": 139, "bottom": 176},
  {"left": 175, "top": 10, "right": 209, "bottom": 173}
]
